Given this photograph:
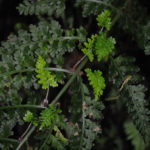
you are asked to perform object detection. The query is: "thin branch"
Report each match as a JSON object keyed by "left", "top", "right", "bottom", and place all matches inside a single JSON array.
[
  {"left": 85, "top": 0, "right": 117, "bottom": 10},
  {"left": 0, "top": 105, "right": 45, "bottom": 110},
  {"left": 0, "top": 67, "right": 72, "bottom": 78},
  {"left": 73, "top": 55, "right": 86, "bottom": 70},
  {"left": 53, "top": 36, "right": 83, "bottom": 41},
  {"left": 51, "top": 57, "right": 88, "bottom": 105},
  {"left": 45, "top": 87, "right": 49, "bottom": 100},
  {"left": 0, "top": 137, "right": 19, "bottom": 143},
  {"left": 19, "top": 123, "right": 32, "bottom": 141},
  {"left": 16, "top": 126, "right": 36, "bottom": 150}
]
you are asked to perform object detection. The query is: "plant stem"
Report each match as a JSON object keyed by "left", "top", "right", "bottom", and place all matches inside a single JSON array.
[
  {"left": 0, "top": 105, "right": 45, "bottom": 110},
  {"left": 15, "top": 58, "right": 88, "bottom": 150},
  {"left": 85, "top": 0, "right": 117, "bottom": 10},
  {"left": 51, "top": 57, "right": 88, "bottom": 105},
  {"left": 0, "top": 67, "right": 72, "bottom": 78},
  {"left": 0, "top": 137, "right": 19, "bottom": 143},
  {"left": 19, "top": 123, "right": 32, "bottom": 140},
  {"left": 16, "top": 126, "right": 36, "bottom": 150}
]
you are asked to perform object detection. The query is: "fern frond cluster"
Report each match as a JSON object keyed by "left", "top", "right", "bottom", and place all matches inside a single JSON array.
[
  {"left": 81, "top": 10, "right": 115, "bottom": 62},
  {"left": 0, "top": 0, "right": 150, "bottom": 149}
]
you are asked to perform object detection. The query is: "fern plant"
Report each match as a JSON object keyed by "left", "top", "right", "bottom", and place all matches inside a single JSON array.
[{"left": 0, "top": 0, "right": 150, "bottom": 150}]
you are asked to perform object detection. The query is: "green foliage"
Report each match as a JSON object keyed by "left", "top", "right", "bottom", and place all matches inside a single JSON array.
[
  {"left": 126, "top": 85, "right": 150, "bottom": 141},
  {"left": 0, "top": 0, "right": 150, "bottom": 149},
  {"left": 69, "top": 81, "right": 104, "bottom": 150},
  {"left": 35, "top": 55, "right": 58, "bottom": 89},
  {"left": 142, "top": 22, "right": 150, "bottom": 55},
  {"left": 96, "top": 10, "right": 111, "bottom": 30},
  {"left": 85, "top": 68, "right": 105, "bottom": 100},
  {"left": 49, "top": 134, "right": 68, "bottom": 150},
  {"left": 17, "top": 0, "right": 65, "bottom": 17},
  {"left": 81, "top": 34, "right": 97, "bottom": 62},
  {"left": 39, "top": 104, "right": 62, "bottom": 129},
  {"left": 81, "top": 11, "right": 115, "bottom": 62},
  {"left": 95, "top": 33, "right": 116, "bottom": 61},
  {"left": 124, "top": 121, "right": 145, "bottom": 150},
  {"left": 109, "top": 56, "right": 150, "bottom": 143},
  {"left": 23, "top": 110, "right": 34, "bottom": 122},
  {"left": 76, "top": 0, "right": 113, "bottom": 17},
  {"left": 23, "top": 110, "right": 38, "bottom": 126},
  {"left": 81, "top": 97, "right": 104, "bottom": 150}
]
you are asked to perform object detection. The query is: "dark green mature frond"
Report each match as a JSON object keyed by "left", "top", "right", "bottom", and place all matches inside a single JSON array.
[
  {"left": 17, "top": 0, "right": 65, "bottom": 17},
  {"left": 124, "top": 121, "right": 145, "bottom": 150},
  {"left": 109, "top": 56, "right": 150, "bottom": 143},
  {"left": 142, "top": 22, "right": 150, "bottom": 55},
  {"left": 69, "top": 81, "right": 105, "bottom": 150},
  {"left": 0, "top": 20, "right": 85, "bottom": 103},
  {"left": 49, "top": 134, "right": 68, "bottom": 150},
  {"left": 76, "top": 0, "right": 114, "bottom": 17},
  {"left": 80, "top": 83, "right": 105, "bottom": 150},
  {"left": 126, "top": 85, "right": 150, "bottom": 141}
]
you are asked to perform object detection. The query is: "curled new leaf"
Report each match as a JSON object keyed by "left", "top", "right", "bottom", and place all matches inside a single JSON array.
[{"left": 85, "top": 68, "right": 105, "bottom": 100}]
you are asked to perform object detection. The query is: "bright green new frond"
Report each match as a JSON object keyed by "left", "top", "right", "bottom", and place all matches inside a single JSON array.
[
  {"left": 23, "top": 110, "right": 34, "bottom": 122},
  {"left": 124, "top": 121, "right": 145, "bottom": 150},
  {"left": 81, "top": 34, "right": 97, "bottom": 62},
  {"left": 85, "top": 68, "right": 105, "bottom": 100},
  {"left": 39, "top": 104, "right": 62, "bottom": 129},
  {"left": 35, "top": 55, "right": 58, "bottom": 89},
  {"left": 23, "top": 110, "right": 38, "bottom": 126},
  {"left": 95, "top": 33, "right": 116, "bottom": 61},
  {"left": 96, "top": 10, "right": 112, "bottom": 31}
]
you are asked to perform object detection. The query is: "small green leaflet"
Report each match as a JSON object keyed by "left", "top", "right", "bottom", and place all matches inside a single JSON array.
[
  {"left": 96, "top": 10, "right": 112, "bottom": 31},
  {"left": 85, "top": 68, "right": 105, "bottom": 100},
  {"left": 81, "top": 34, "right": 97, "bottom": 62},
  {"left": 95, "top": 32, "right": 116, "bottom": 61},
  {"left": 35, "top": 55, "right": 58, "bottom": 89}
]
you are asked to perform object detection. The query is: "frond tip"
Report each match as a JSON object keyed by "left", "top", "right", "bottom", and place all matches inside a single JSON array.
[
  {"left": 85, "top": 68, "right": 105, "bottom": 100},
  {"left": 96, "top": 10, "right": 112, "bottom": 31}
]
